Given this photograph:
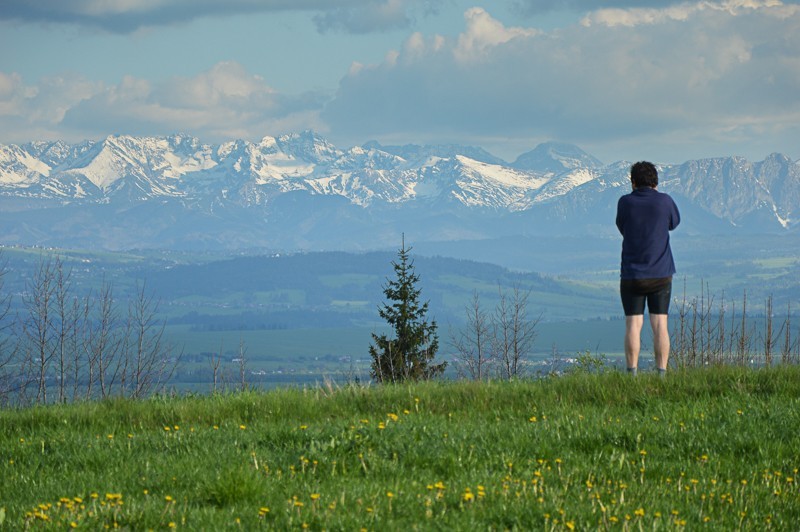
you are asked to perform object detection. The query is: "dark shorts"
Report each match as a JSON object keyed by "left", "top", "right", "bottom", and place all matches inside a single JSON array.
[{"left": 620, "top": 277, "right": 672, "bottom": 316}]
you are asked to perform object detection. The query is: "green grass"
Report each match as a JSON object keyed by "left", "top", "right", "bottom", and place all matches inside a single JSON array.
[{"left": 2, "top": 366, "right": 800, "bottom": 530}]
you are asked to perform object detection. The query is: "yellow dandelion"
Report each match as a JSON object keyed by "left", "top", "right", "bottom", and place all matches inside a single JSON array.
[
  {"left": 310, "top": 493, "right": 321, "bottom": 501},
  {"left": 239, "top": 424, "right": 246, "bottom": 430}
]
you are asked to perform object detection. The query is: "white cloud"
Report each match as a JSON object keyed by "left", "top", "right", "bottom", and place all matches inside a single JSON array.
[
  {"left": 323, "top": 2, "right": 800, "bottom": 162},
  {"left": 0, "top": 62, "right": 326, "bottom": 144},
  {"left": 455, "top": 7, "right": 538, "bottom": 62},
  {"left": 0, "top": 71, "right": 102, "bottom": 142}
]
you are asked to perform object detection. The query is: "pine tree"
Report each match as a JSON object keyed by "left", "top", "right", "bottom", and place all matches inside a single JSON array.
[{"left": 369, "top": 237, "right": 444, "bottom": 383}]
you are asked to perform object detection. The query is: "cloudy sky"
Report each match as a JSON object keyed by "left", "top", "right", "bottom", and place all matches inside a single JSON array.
[{"left": 1, "top": 0, "right": 798, "bottom": 164}]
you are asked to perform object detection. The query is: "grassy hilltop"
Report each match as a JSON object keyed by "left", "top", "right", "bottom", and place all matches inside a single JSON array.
[{"left": 2, "top": 366, "right": 800, "bottom": 530}]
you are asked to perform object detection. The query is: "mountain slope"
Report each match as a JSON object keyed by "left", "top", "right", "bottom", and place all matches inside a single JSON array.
[{"left": 1, "top": 131, "right": 799, "bottom": 250}]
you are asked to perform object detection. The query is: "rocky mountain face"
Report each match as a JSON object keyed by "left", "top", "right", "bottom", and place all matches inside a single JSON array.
[{"left": 0, "top": 131, "right": 798, "bottom": 251}]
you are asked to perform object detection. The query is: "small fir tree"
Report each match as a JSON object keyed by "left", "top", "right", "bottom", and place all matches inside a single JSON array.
[{"left": 369, "top": 237, "right": 444, "bottom": 382}]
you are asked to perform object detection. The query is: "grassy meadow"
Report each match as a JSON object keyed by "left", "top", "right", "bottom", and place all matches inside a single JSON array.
[{"left": 2, "top": 365, "right": 799, "bottom": 530}]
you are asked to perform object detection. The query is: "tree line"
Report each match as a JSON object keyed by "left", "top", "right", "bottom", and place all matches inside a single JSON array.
[
  {"left": 368, "top": 238, "right": 541, "bottom": 383},
  {"left": 0, "top": 254, "right": 178, "bottom": 406}
]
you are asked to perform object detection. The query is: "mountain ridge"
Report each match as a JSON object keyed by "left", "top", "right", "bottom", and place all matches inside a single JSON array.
[{"left": 1, "top": 131, "right": 799, "bottom": 251}]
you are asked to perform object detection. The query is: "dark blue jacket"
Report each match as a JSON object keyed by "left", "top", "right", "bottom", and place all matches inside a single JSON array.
[{"left": 616, "top": 187, "right": 680, "bottom": 280}]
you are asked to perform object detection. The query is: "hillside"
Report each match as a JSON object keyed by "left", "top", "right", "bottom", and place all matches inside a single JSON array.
[{"left": 2, "top": 366, "right": 799, "bottom": 529}]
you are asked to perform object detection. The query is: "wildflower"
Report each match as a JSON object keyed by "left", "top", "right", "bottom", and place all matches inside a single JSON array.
[
  {"left": 300, "top": 425, "right": 308, "bottom": 430},
  {"left": 386, "top": 492, "right": 394, "bottom": 498},
  {"left": 387, "top": 413, "right": 399, "bottom": 421},
  {"left": 634, "top": 508, "right": 645, "bottom": 517},
  {"left": 239, "top": 424, "right": 246, "bottom": 430},
  {"left": 310, "top": 493, "right": 320, "bottom": 501},
  {"left": 165, "top": 495, "right": 174, "bottom": 503}
]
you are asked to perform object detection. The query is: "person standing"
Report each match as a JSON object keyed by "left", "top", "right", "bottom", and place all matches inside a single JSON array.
[{"left": 616, "top": 161, "right": 680, "bottom": 376}]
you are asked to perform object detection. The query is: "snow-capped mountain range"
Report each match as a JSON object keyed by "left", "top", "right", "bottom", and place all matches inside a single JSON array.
[{"left": 1, "top": 131, "right": 798, "bottom": 251}]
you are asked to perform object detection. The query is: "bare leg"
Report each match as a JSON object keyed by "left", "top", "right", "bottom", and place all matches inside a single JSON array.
[
  {"left": 625, "top": 315, "right": 645, "bottom": 371},
  {"left": 650, "top": 313, "right": 670, "bottom": 370}
]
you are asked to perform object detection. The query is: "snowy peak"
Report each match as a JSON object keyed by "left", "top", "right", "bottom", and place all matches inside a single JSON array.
[
  {"left": 276, "top": 130, "right": 342, "bottom": 165},
  {"left": 362, "top": 140, "right": 507, "bottom": 167},
  {"left": 1, "top": 132, "right": 799, "bottom": 233},
  {"left": 512, "top": 141, "right": 604, "bottom": 174}
]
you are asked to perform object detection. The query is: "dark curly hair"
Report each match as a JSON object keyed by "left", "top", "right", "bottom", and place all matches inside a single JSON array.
[{"left": 630, "top": 161, "right": 658, "bottom": 188}]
